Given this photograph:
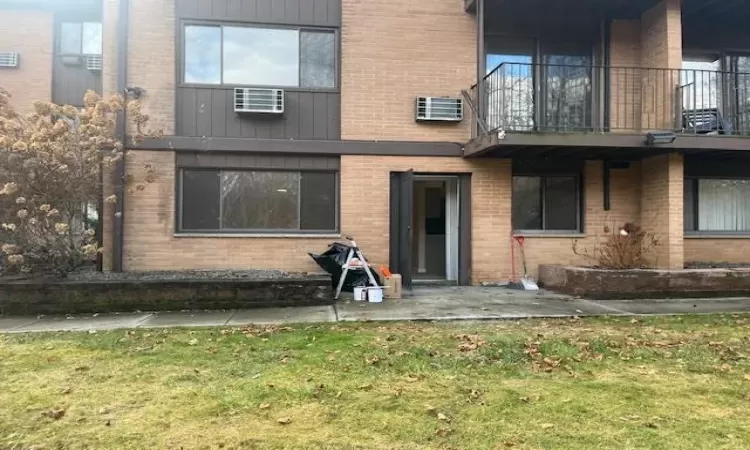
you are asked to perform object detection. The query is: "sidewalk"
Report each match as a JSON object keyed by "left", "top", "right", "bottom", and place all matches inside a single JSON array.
[{"left": 3, "top": 286, "right": 750, "bottom": 333}]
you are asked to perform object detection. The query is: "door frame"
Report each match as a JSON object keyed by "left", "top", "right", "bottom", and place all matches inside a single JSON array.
[
  {"left": 390, "top": 172, "right": 472, "bottom": 288},
  {"left": 412, "top": 175, "right": 460, "bottom": 282}
]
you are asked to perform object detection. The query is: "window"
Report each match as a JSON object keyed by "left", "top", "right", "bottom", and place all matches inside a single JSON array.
[
  {"left": 183, "top": 25, "right": 336, "bottom": 89},
  {"left": 59, "top": 22, "right": 102, "bottom": 55},
  {"left": 179, "top": 169, "right": 337, "bottom": 233},
  {"left": 685, "top": 178, "right": 750, "bottom": 233},
  {"left": 512, "top": 175, "right": 580, "bottom": 232}
]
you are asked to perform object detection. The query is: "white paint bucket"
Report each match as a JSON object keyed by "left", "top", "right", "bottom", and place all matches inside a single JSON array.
[
  {"left": 367, "top": 287, "right": 384, "bottom": 303},
  {"left": 353, "top": 287, "right": 367, "bottom": 301}
]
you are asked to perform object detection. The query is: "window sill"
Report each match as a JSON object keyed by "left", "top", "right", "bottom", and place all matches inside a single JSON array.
[
  {"left": 684, "top": 233, "right": 750, "bottom": 239},
  {"left": 178, "top": 84, "right": 340, "bottom": 94},
  {"left": 513, "top": 232, "right": 586, "bottom": 238},
  {"left": 174, "top": 233, "right": 341, "bottom": 239}
]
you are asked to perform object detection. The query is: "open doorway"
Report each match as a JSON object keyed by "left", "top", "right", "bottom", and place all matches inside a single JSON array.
[
  {"left": 411, "top": 176, "right": 460, "bottom": 284},
  {"left": 390, "top": 172, "right": 471, "bottom": 290}
]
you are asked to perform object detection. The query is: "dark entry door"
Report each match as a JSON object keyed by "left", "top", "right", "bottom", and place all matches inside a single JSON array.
[{"left": 389, "top": 170, "right": 414, "bottom": 290}]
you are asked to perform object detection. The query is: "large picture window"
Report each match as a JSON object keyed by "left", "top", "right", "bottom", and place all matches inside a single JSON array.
[
  {"left": 183, "top": 24, "right": 336, "bottom": 89},
  {"left": 512, "top": 175, "right": 580, "bottom": 232},
  {"left": 685, "top": 178, "right": 750, "bottom": 232},
  {"left": 179, "top": 169, "right": 337, "bottom": 233}
]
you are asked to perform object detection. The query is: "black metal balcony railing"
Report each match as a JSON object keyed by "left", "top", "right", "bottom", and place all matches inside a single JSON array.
[{"left": 470, "top": 62, "right": 750, "bottom": 137}]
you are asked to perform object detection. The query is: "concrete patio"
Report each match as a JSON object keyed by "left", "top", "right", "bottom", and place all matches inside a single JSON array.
[{"left": 2, "top": 286, "right": 750, "bottom": 333}]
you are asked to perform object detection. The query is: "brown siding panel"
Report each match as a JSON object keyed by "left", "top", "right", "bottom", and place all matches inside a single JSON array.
[
  {"left": 52, "top": 59, "right": 103, "bottom": 106},
  {"left": 174, "top": 0, "right": 341, "bottom": 140},
  {"left": 313, "top": 93, "right": 328, "bottom": 140},
  {"left": 298, "top": 91, "right": 316, "bottom": 140},
  {"left": 176, "top": 152, "right": 341, "bottom": 170},
  {"left": 327, "top": 93, "right": 341, "bottom": 140},
  {"left": 176, "top": 0, "right": 340, "bottom": 27},
  {"left": 299, "top": 0, "right": 315, "bottom": 24},
  {"left": 327, "top": 0, "right": 342, "bottom": 25},
  {"left": 177, "top": 88, "right": 339, "bottom": 140},
  {"left": 195, "top": 88, "right": 212, "bottom": 137},
  {"left": 313, "top": 0, "right": 328, "bottom": 26},
  {"left": 285, "top": 0, "right": 301, "bottom": 23},
  {"left": 210, "top": 89, "right": 227, "bottom": 137},
  {"left": 179, "top": 88, "right": 197, "bottom": 136}
]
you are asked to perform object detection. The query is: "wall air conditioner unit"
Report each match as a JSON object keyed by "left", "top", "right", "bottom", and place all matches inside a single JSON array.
[
  {"left": 86, "top": 55, "right": 103, "bottom": 71},
  {"left": 0, "top": 52, "right": 19, "bottom": 68},
  {"left": 416, "top": 96, "right": 463, "bottom": 122},
  {"left": 234, "top": 88, "right": 284, "bottom": 114}
]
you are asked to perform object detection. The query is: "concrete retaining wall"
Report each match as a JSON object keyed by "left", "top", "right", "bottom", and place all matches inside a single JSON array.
[
  {"left": 0, "top": 277, "right": 333, "bottom": 315},
  {"left": 539, "top": 265, "right": 750, "bottom": 299}
]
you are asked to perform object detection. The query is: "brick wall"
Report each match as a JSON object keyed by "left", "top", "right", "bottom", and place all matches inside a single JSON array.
[
  {"left": 609, "top": 20, "right": 642, "bottom": 131},
  {"left": 640, "top": 153, "right": 684, "bottom": 269},
  {"left": 341, "top": 0, "right": 476, "bottom": 142},
  {"left": 684, "top": 239, "right": 750, "bottom": 264},
  {"left": 119, "top": 152, "right": 513, "bottom": 284},
  {"left": 0, "top": 10, "right": 54, "bottom": 114},
  {"left": 102, "top": 0, "right": 175, "bottom": 133},
  {"left": 101, "top": 0, "right": 175, "bottom": 270},
  {"left": 120, "top": 153, "right": 657, "bottom": 283},
  {"left": 519, "top": 161, "right": 643, "bottom": 277},
  {"left": 120, "top": 151, "right": 340, "bottom": 273},
  {"left": 609, "top": 0, "right": 683, "bottom": 133},
  {"left": 640, "top": 0, "right": 682, "bottom": 130},
  {"left": 340, "top": 155, "right": 511, "bottom": 284},
  {"left": 127, "top": 0, "right": 175, "bottom": 134},
  {"left": 640, "top": 0, "right": 682, "bottom": 70}
]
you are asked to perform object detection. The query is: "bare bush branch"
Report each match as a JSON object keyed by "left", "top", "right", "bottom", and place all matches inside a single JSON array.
[
  {"left": 0, "top": 88, "right": 159, "bottom": 276},
  {"left": 573, "top": 222, "right": 660, "bottom": 270}
]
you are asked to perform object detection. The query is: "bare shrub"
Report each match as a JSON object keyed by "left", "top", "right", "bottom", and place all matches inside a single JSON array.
[
  {"left": 0, "top": 88, "right": 159, "bottom": 276},
  {"left": 573, "top": 222, "right": 659, "bottom": 269}
]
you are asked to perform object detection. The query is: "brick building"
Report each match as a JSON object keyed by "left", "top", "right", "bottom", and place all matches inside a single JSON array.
[{"left": 1, "top": 0, "right": 749, "bottom": 288}]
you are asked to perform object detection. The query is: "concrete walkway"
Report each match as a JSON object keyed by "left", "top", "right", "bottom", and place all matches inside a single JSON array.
[{"left": 2, "top": 286, "right": 750, "bottom": 333}]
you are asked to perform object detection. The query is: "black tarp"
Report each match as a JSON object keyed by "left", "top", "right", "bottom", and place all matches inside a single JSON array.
[{"left": 309, "top": 242, "right": 381, "bottom": 292}]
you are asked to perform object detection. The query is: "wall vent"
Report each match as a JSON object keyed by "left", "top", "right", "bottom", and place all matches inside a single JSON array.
[
  {"left": 86, "top": 55, "right": 103, "bottom": 71},
  {"left": 0, "top": 52, "right": 19, "bottom": 68},
  {"left": 234, "top": 88, "right": 284, "bottom": 114},
  {"left": 416, "top": 97, "right": 463, "bottom": 122}
]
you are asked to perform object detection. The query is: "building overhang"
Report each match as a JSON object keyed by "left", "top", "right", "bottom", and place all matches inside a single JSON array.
[
  {"left": 463, "top": 132, "right": 750, "bottom": 160},
  {"left": 136, "top": 136, "right": 464, "bottom": 157}
]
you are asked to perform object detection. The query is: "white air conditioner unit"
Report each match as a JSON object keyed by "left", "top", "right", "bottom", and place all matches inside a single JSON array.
[
  {"left": 86, "top": 55, "right": 103, "bottom": 71},
  {"left": 416, "top": 96, "right": 464, "bottom": 122},
  {"left": 234, "top": 88, "right": 284, "bottom": 114},
  {"left": 0, "top": 52, "right": 19, "bottom": 68}
]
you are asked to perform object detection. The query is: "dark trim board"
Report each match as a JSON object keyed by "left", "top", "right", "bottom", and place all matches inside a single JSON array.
[
  {"left": 176, "top": 0, "right": 341, "bottom": 27},
  {"left": 464, "top": 132, "right": 750, "bottom": 158},
  {"left": 176, "top": 152, "right": 340, "bottom": 170},
  {"left": 137, "top": 136, "right": 464, "bottom": 157}
]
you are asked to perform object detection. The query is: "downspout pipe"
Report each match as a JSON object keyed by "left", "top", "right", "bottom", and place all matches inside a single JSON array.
[
  {"left": 476, "top": 0, "right": 485, "bottom": 137},
  {"left": 113, "top": 0, "right": 129, "bottom": 272}
]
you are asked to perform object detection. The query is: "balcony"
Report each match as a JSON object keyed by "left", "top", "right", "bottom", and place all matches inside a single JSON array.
[{"left": 465, "top": 62, "right": 750, "bottom": 156}]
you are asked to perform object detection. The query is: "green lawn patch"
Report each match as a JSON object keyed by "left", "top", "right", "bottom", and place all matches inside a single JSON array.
[{"left": 2, "top": 315, "right": 750, "bottom": 449}]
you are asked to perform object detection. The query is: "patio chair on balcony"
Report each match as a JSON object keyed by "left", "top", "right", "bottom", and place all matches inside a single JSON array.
[{"left": 682, "top": 108, "right": 733, "bottom": 135}]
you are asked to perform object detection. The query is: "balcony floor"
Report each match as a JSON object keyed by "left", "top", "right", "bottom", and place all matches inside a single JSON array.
[{"left": 463, "top": 130, "right": 750, "bottom": 160}]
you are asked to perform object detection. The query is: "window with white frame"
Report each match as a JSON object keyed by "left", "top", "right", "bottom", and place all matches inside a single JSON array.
[
  {"left": 685, "top": 178, "right": 750, "bottom": 232},
  {"left": 59, "top": 22, "right": 102, "bottom": 55},
  {"left": 183, "top": 24, "right": 336, "bottom": 89}
]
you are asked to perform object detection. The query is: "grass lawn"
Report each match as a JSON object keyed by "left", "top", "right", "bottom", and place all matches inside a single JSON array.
[{"left": 2, "top": 315, "right": 750, "bottom": 450}]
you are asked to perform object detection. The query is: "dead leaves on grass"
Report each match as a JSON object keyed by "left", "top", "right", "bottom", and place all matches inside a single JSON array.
[
  {"left": 456, "top": 334, "right": 486, "bottom": 352},
  {"left": 41, "top": 408, "right": 66, "bottom": 420}
]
